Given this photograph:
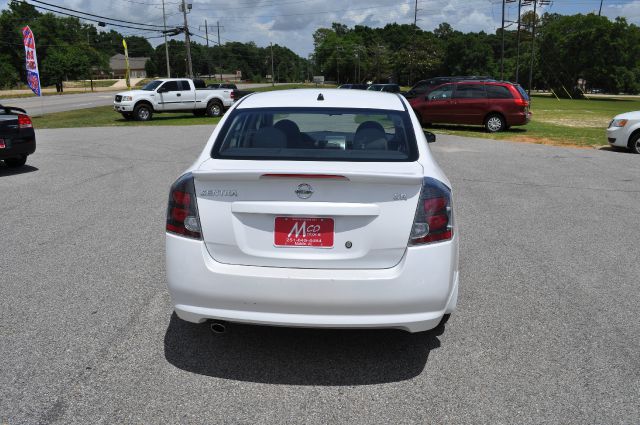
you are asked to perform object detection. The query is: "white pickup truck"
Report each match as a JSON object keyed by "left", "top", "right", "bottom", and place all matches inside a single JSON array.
[{"left": 113, "top": 78, "right": 236, "bottom": 121}]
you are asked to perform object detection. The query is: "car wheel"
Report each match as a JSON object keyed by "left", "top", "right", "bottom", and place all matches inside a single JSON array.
[
  {"left": 206, "top": 100, "right": 223, "bottom": 117},
  {"left": 485, "top": 114, "right": 505, "bottom": 133},
  {"left": 134, "top": 104, "right": 153, "bottom": 121},
  {"left": 4, "top": 155, "right": 27, "bottom": 168},
  {"left": 628, "top": 132, "right": 640, "bottom": 154}
]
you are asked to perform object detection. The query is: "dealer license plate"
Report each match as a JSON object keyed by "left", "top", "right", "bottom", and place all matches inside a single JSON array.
[{"left": 274, "top": 217, "right": 334, "bottom": 247}]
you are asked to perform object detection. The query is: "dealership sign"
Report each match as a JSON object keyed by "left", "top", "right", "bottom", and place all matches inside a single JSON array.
[{"left": 21, "top": 25, "right": 41, "bottom": 97}]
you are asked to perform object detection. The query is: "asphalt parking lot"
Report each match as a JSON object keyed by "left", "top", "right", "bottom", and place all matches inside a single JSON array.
[{"left": 1, "top": 126, "right": 638, "bottom": 424}]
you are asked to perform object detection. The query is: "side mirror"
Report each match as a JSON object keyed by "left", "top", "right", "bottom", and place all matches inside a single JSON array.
[
  {"left": 424, "top": 131, "right": 436, "bottom": 144},
  {"left": 157, "top": 86, "right": 168, "bottom": 93}
]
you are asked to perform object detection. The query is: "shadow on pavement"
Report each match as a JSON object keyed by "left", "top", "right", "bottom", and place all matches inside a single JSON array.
[
  {"left": 164, "top": 313, "right": 445, "bottom": 385},
  {"left": 427, "top": 124, "right": 527, "bottom": 135},
  {"left": 597, "top": 146, "right": 633, "bottom": 154},
  {"left": 0, "top": 164, "right": 38, "bottom": 176}
]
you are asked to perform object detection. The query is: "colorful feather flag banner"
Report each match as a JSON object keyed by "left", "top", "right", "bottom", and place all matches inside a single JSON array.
[{"left": 22, "top": 25, "right": 42, "bottom": 97}]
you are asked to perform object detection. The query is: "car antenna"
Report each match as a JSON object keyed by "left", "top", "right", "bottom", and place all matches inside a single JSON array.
[{"left": 317, "top": 93, "right": 324, "bottom": 101}]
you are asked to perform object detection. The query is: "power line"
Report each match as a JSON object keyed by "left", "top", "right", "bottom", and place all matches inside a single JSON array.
[
  {"left": 26, "top": 3, "right": 164, "bottom": 32},
  {"left": 28, "top": 0, "right": 166, "bottom": 28}
]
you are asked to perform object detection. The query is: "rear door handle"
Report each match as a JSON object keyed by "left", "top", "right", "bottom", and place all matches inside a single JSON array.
[{"left": 177, "top": 93, "right": 181, "bottom": 97}]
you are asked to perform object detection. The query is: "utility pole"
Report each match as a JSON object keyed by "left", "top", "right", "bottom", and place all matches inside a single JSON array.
[
  {"left": 354, "top": 52, "right": 357, "bottom": 82},
  {"left": 411, "top": 0, "right": 419, "bottom": 86},
  {"left": 270, "top": 42, "right": 275, "bottom": 87},
  {"left": 204, "top": 19, "right": 209, "bottom": 47},
  {"left": 526, "top": 0, "right": 550, "bottom": 95},
  {"left": 598, "top": 0, "right": 603, "bottom": 16},
  {"left": 515, "top": 0, "right": 522, "bottom": 83},
  {"left": 500, "top": 0, "right": 505, "bottom": 80},
  {"left": 528, "top": 0, "right": 538, "bottom": 96},
  {"left": 204, "top": 20, "right": 210, "bottom": 78},
  {"left": 180, "top": 0, "right": 193, "bottom": 78},
  {"left": 162, "top": 0, "right": 170, "bottom": 77},
  {"left": 336, "top": 47, "right": 340, "bottom": 84},
  {"left": 200, "top": 21, "right": 224, "bottom": 81},
  {"left": 217, "top": 21, "right": 223, "bottom": 81}
]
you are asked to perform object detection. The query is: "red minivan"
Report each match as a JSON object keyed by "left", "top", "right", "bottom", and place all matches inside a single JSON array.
[{"left": 409, "top": 81, "right": 531, "bottom": 133}]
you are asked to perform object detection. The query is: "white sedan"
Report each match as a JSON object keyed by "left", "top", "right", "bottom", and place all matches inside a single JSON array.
[
  {"left": 607, "top": 111, "right": 640, "bottom": 154},
  {"left": 165, "top": 89, "right": 459, "bottom": 333}
]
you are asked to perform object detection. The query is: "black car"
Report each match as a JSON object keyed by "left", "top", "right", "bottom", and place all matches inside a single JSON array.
[
  {"left": 403, "top": 76, "right": 494, "bottom": 99},
  {"left": 367, "top": 83, "right": 401, "bottom": 93},
  {"left": 0, "top": 105, "right": 35, "bottom": 168},
  {"left": 338, "top": 84, "right": 369, "bottom": 90}
]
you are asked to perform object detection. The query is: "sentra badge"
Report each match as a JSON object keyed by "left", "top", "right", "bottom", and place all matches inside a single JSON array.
[{"left": 200, "top": 189, "right": 238, "bottom": 197}]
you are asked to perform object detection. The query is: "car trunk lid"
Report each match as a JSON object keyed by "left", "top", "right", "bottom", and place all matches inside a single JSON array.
[{"left": 193, "top": 160, "right": 424, "bottom": 269}]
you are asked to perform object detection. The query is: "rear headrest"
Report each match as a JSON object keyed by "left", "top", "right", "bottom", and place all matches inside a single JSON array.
[
  {"left": 354, "top": 121, "right": 387, "bottom": 150},
  {"left": 252, "top": 127, "right": 287, "bottom": 148}
]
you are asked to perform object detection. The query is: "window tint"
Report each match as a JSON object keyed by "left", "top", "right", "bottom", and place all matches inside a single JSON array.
[
  {"left": 142, "top": 80, "right": 163, "bottom": 91},
  {"left": 178, "top": 80, "right": 191, "bottom": 91},
  {"left": 161, "top": 81, "right": 179, "bottom": 92},
  {"left": 453, "top": 84, "right": 486, "bottom": 99},
  {"left": 212, "top": 108, "right": 417, "bottom": 162},
  {"left": 427, "top": 85, "right": 453, "bottom": 100},
  {"left": 515, "top": 84, "right": 529, "bottom": 100},
  {"left": 485, "top": 85, "right": 513, "bottom": 99}
]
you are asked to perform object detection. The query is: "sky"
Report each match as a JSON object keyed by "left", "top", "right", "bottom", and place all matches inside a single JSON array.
[{"left": 2, "top": 0, "right": 640, "bottom": 56}]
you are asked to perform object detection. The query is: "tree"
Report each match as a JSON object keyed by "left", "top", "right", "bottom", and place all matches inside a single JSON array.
[{"left": 537, "top": 13, "right": 640, "bottom": 95}]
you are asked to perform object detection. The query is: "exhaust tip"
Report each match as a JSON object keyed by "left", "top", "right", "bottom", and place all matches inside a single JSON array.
[{"left": 210, "top": 322, "right": 226, "bottom": 334}]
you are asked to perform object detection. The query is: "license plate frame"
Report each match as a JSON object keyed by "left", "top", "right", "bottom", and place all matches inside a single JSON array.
[{"left": 274, "top": 217, "right": 334, "bottom": 248}]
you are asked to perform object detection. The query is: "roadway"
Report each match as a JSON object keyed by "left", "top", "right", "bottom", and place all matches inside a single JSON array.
[{"left": 1, "top": 127, "right": 638, "bottom": 424}]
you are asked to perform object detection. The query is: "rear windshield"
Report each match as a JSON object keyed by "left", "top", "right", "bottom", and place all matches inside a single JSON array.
[
  {"left": 515, "top": 84, "right": 529, "bottom": 100},
  {"left": 212, "top": 107, "right": 418, "bottom": 162}
]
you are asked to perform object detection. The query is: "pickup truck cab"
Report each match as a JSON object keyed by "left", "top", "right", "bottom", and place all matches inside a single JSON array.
[{"left": 113, "top": 78, "right": 235, "bottom": 121}]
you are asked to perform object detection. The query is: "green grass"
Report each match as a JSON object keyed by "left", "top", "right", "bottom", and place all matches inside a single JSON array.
[
  {"left": 428, "top": 95, "right": 640, "bottom": 147},
  {"left": 32, "top": 106, "right": 221, "bottom": 129}
]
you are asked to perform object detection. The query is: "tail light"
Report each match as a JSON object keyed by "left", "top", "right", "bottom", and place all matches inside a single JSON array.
[
  {"left": 166, "top": 172, "right": 201, "bottom": 239},
  {"left": 409, "top": 177, "right": 453, "bottom": 245},
  {"left": 230, "top": 91, "right": 236, "bottom": 100},
  {"left": 514, "top": 98, "right": 529, "bottom": 107},
  {"left": 18, "top": 114, "right": 33, "bottom": 129}
]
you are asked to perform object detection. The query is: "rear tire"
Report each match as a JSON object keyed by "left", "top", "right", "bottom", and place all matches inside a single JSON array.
[
  {"left": 133, "top": 103, "right": 153, "bottom": 121},
  {"left": 206, "top": 100, "right": 223, "bottom": 117},
  {"left": 4, "top": 155, "right": 27, "bottom": 168},
  {"left": 628, "top": 132, "right": 640, "bottom": 154},
  {"left": 485, "top": 113, "right": 506, "bottom": 133}
]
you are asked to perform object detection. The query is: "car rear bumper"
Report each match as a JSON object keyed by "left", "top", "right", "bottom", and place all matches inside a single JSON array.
[
  {"left": 166, "top": 233, "right": 459, "bottom": 333},
  {"left": 508, "top": 111, "right": 531, "bottom": 126},
  {"left": 0, "top": 136, "right": 36, "bottom": 160}
]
